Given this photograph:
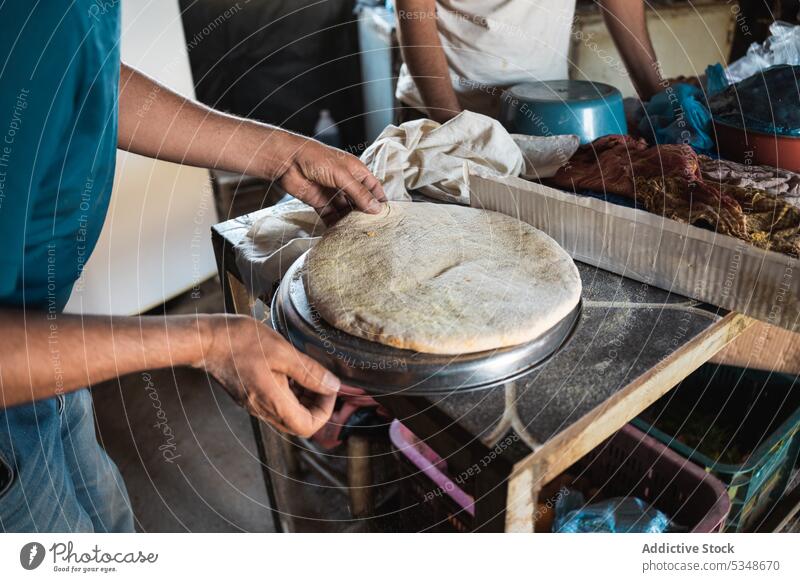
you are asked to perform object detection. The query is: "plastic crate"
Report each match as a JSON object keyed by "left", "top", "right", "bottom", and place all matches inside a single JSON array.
[
  {"left": 565, "top": 424, "right": 731, "bottom": 532},
  {"left": 389, "top": 420, "right": 474, "bottom": 532},
  {"left": 632, "top": 364, "right": 800, "bottom": 532},
  {"left": 391, "top": 420, "right": 730, "bottom": 533}
]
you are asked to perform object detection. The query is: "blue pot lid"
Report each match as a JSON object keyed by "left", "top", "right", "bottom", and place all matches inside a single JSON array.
[{"left": 507, "top": 80, "right": 621, "bottom": 103}]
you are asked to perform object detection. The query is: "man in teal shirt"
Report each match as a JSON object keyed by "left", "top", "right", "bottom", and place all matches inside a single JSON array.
[{"left": 0, "top": 2, "right": 385, "bottom": 531}]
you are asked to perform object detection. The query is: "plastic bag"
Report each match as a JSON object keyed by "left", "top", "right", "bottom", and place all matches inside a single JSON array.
[
  {"left": 727, "top": 21, "right": 800, "bottom": 83},
  {"left": 554, "top": 490, "right": 671, "bottom": 533},
  {"left": 638, "top": 83, "right": 713, "bottom": 153},
  {"left": 705, "top": 63, "right": 729, "bottom": 95}
]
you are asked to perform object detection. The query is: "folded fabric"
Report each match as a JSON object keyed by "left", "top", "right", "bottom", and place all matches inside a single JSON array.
[
  {"left": 234, "top": 199, "right": 326, "bottom": 297},
  {"left": 705, "top": 63, "right": 729, "bottom": 95},
  {"left": 699, "top": 155, "right": 800, "bottom": 205},
  {"left": 548, "top": 134, "right": 800, "bottom": 257},
  {"left": 360, "top": 110, "right": 579, "bottom": 204},
  {"left": 549, "top": 134, "right": 710, "bottom": 196},
  {"left": 638, "top": 83, "right": 713, "bottom": 153},
  {"left": 635, "top": 177, "right": 800, "bottom": 257},
  {"left": 515, "top": 133, "right": 582, "bottom": 181}
]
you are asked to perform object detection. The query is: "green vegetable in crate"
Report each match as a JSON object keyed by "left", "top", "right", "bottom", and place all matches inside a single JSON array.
[
  {"left": 644, "top": 410, "right": 748, "bottom": 465},
  {"left": 633, "top": 363, "right": 800, "bottom": 532}
]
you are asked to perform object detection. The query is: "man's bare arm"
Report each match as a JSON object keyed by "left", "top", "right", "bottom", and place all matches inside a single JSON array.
[
  {"left": 396, "top": 0, "right": 461, "bottom": 123},
  {"left": 117, "top": 64, "right": 384, "bottom": 222},
  {"left": 0, "top": 309, "right": 208, "bottom": 407},
  {"left": 598, "top": 0, "right": 662, "bottom": 101},
  {"left": 0, "top": 309, "right": 340, "bottom": 437}
]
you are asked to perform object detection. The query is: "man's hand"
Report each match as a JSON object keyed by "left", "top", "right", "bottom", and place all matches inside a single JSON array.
[
  {"left": 273, "top": 134, "right": 386, "bottom": 224},
  {"left": 117, "top": 64, "right": 385, "bottom": 224},
  {"left": 201, "top": 315, "right": 340, "bottom": 437},
  {"left": 0, "top": 309, "right": 340, "bottom": 438}
]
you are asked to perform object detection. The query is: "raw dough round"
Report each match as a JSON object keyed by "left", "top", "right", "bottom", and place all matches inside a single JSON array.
[{"left": 305, "top": 201, "right": 581, "bottom": 354}]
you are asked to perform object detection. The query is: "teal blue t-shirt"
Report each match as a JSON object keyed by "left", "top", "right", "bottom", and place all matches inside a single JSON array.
[{"left": 0, "top": 2, "right": 120, "bottom": 312}]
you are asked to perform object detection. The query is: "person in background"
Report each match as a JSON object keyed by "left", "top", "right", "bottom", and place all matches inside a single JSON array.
[
  {"left": 0, "top": 2, "right": 384, "bottom": 533},
  {"left": 395, "top": 0, "right": 665, "bottom": 123}
]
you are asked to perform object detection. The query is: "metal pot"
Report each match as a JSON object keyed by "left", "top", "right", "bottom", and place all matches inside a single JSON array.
[{"left": 500, "top": 79, "right": 627, "bottom": 144}]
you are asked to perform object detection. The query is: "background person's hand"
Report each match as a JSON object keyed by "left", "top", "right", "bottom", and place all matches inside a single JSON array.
[
  {"left": 274, "top": 133, "right": 386, "bottom": 224},
  {"left": 200, "top": 314, "right": 340, "bottom": 437}
]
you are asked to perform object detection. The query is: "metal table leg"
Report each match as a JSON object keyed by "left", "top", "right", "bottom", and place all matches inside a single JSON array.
[{"left": 222, "top": 271, "right": 287, "bottom": 532}]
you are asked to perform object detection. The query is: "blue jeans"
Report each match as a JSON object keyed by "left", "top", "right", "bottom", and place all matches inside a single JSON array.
[{"left": 0, "top": 389, "right": 134, "bottom": 532}]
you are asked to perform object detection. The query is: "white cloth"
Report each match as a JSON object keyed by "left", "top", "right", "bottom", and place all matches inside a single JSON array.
[
  {"left": 395, "top": 0, "right": 577, "bottom": 117},
  {"left": 360, "top": 110, "right": 579, "bottom": 204},
  {"left": 235, "top": 200, "right": 327, "bottom": 297}
]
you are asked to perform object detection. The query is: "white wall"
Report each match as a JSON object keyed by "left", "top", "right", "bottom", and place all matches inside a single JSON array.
[
  {"left": 570, "top": 2, "right": 735, "bottom": 97},
  {"left": 65, "top": 0, "right": 218, "bottom": 316}
]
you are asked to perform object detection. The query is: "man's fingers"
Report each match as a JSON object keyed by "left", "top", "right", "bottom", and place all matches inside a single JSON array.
[
  {"left": 327, "top": 190, "right": 353, "bottom": 220},
  {"left": 301, "top": 392, "right": 337, "bottom": 435},
  {"left": 269, "top": 376, "right": 336, "bottom": 438},
  {"left": 354, "top": 164, "right": 387, "bottom": 202},
  {"left": 334, "top": 168, "right": 384, "bottom": 214},
  {"left": 287, "top": 175, "right": 328, "bottom": 209},
  {"left": 276, "top": 348, "right": 341, "bottom": 396},
  {"left": 318, "top": 203, "right": 341, "bottom": 226}
]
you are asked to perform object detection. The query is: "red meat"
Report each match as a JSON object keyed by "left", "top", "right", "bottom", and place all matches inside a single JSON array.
[
  {"left": 548, "top": 135, "right": 747, "bottom": 237},
  {"left": 550, "top": 134, "right": 704, "bottom": 195}
]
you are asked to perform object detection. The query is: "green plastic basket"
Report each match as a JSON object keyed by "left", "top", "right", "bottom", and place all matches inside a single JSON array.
[{"left": 632, "top": 364, "right": 800, "bottom": 532}]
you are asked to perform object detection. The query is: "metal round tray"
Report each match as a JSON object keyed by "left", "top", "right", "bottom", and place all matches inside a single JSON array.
[{"left": 271, "top": 252, "right": 581, "bottom": 395}]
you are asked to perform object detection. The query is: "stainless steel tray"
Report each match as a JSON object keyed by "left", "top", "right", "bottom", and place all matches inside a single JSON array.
[{"left": 271, "top": 252, "right": 581, "bottom": 395}]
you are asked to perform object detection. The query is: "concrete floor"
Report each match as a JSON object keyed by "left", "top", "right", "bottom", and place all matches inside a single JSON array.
[{"left": 91, "top": 278, "right": 275, "bottom": 532}]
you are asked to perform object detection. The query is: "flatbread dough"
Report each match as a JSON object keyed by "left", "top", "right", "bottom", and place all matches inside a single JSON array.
[{"left": 305, "top": 201, "right": 581, "bottom": 354}]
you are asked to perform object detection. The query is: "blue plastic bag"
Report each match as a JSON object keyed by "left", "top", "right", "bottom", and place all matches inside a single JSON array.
[
  {"left": 638, "top": 83, "right": 714, "bottom": 154},
  {"left": 554, "top": 490, "right": 672, "bottom": 533},
  {"left": 705, "top": 63, "right": 729, "bottom": 95}
]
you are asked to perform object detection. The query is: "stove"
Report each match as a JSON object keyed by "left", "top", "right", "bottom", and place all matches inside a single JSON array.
[{"left": 271, "top": 252, "right": 581, "bottom": 396}]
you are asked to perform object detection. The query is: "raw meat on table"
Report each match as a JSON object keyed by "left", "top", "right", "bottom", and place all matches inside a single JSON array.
[
  {"left": 549, "top": 135, "right": 746, "bottom": 235},
  {"left": 548, "top": 134, "right": 800, "bottom": 256},
  {"left": 635, "top": 178, "right": 800, "bottom": 256}
]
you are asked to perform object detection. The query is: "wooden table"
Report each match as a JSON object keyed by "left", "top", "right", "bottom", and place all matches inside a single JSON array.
[{"left": 212, "top": 208, "right": 754, "bottom": 532}]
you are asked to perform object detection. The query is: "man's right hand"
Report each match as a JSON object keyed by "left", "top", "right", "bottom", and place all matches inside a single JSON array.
[
  {"left": 200, "top": 314, "right": 341, "bottom": 437},
  {"left": 270, "top": 133, "right": 386, "bottom": 225}
]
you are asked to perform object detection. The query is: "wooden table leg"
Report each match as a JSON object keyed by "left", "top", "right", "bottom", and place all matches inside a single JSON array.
[
  {"left": 505, "top": 462, "right": 542, "bottom": 532},
  {"left": 347, "top": 434, "right": 374, "bottom": 519}
]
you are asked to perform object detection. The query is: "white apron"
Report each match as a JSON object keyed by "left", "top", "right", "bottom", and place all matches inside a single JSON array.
[{"left": 395, "top": 0, "right": 577, "bottom": 117}]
